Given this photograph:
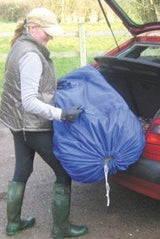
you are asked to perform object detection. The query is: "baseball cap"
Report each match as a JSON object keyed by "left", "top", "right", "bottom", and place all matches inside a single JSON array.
[{"left": 26, "top": 7, "right": 64, "bottom": 36}]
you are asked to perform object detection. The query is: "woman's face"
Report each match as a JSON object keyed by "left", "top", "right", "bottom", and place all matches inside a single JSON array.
[{"left": 28, "top": 25, "right": 53, "bottom": 46}]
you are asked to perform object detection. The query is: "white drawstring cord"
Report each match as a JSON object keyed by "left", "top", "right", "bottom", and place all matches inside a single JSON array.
[{"left": 104, "top": 163, "right": 110, "bottom": 207}]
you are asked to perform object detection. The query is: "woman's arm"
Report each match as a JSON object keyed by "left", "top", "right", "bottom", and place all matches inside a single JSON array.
[{"left": 19, "top": 52, "right": 62, "bottom": 121}]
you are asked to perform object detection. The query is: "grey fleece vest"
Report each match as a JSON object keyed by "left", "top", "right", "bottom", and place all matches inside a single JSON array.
[{"left": 0, "top": 33, "right": 56, "bottom": 131}]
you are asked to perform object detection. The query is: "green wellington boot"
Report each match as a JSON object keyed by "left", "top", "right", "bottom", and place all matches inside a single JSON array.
[
  {"left": 6, "top": 181, "right": 36, "bottom": 236},
  {"left": 52, "top": 182, "right": 88, "bottom": 239}
]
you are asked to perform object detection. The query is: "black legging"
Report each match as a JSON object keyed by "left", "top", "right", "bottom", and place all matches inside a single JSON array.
[{"left": 11, "top": 130, "right": 71, "bottom": 186}]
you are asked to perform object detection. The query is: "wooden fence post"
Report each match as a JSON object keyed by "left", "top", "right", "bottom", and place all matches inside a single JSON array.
[{"left": 79, "top": 22, "right": 87, "bottom": 66}]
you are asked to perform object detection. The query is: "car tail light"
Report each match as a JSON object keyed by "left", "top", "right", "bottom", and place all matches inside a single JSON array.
[{"left": 143, "top": 116, "right": 160, "bottom": 161}]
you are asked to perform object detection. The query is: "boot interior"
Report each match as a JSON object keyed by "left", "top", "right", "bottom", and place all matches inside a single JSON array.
[{"left": 95, "top": 44, "right": 160, "bottom": 121}]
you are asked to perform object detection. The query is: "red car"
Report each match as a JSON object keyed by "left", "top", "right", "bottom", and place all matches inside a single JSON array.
[{"left": 94, "top": 0, "right": 160, "bottom": 200}]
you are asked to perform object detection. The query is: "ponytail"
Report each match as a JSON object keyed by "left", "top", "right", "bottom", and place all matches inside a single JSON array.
[{"left": 10, "top": 20, "right": 27, "bottom": 47}]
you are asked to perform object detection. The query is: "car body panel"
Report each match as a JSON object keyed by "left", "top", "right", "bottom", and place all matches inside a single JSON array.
[
  {"left": 110, "top": 173, "right": 160, "bottom": 200},
  {"left": 102, "top": 0, "right": 160, "bottom": 35},
  {"left": 94, "top": 1, "right": 160, "bottom": 199}
]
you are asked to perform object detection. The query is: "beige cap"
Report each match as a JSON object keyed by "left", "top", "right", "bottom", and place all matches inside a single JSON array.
[{"left": 26, "top": 7, "right": 64, "bottom": 36}]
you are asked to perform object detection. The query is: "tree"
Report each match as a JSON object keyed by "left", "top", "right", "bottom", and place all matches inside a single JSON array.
[
  {"left": 136, "top": 0, "right": 157, "bottom": 22},
  {"left": 152, "top": 0, "right": 160, "bottom": 20}
]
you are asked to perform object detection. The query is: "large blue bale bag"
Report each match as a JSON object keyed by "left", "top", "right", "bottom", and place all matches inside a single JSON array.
[{"left": 53, "top": 65, "right": 145, "bottom": 183}]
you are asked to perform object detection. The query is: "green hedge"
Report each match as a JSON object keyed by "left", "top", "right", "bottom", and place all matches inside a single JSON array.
[{"left": 0, "top": 2, "right": 30, "bottom": 22}]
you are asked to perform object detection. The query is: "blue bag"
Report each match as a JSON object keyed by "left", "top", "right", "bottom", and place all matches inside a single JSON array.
[{"left": 53, "top": 65, "right": 145, "bottom": 183}]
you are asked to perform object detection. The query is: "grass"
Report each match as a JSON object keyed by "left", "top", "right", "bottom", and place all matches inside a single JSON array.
[
  {"left": 0, "top": 21, "right": 130, "bottom": 99},
  {"left": 53, "top": 57, "right": 80, "bottom": 79},
  {"left": 0, "top": 60, "right": 5, "bottom": 97},
  {"left": 0, "top": 21, "right": 16, "bottom": 32},
  {"left": 0, "top": 38, "right": 10, "bottom": 53}
]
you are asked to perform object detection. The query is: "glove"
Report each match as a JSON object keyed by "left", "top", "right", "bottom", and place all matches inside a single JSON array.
[{"left": 61, "top": 107, "right": 83, "bottom": 122}]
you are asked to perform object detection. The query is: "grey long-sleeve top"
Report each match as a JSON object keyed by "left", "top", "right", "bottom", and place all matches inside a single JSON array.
[{"left": 19, "top": 52, "right": 62, "bottom": 121}]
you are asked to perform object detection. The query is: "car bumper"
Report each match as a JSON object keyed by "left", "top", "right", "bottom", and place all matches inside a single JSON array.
[{"left": 110, "top": 157, "right": 160, "bottom": 200}]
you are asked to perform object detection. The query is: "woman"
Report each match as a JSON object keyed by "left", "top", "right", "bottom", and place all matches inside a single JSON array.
[{"left": 0, "top": 7, "right": 88, "bottom": 239}]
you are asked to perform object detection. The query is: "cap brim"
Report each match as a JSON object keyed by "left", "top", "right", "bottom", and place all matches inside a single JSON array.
[{"left": 43, "top": 25, "right": 64, "bottom": 37}]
